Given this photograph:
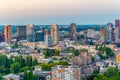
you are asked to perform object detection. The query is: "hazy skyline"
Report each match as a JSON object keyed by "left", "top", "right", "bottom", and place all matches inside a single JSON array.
[{"left": 0, "top": 0, "right": 120, "bottom": 25}]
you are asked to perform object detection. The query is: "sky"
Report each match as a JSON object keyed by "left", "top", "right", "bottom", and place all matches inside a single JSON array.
[{"left": 0, "top": 0, "right": 120, "bottom": 25}]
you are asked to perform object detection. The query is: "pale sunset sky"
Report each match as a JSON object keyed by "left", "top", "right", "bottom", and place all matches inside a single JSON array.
[{"left": 0, "top": 0, "right": 120, "bottom": 25}]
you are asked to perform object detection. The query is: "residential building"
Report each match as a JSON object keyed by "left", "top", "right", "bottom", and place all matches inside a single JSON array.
[
  {"left": 105, "top": 23, "right": 114, "bottom": 43},
  {"left": 100, "top": 26, "right": 105, "bottom": 42},
  {"left": 51, "top": 24, "right": 59, "bottom": 45},
  {"left": 44, "top": 29, "right": 53, "bottom": 47},
  {"left": 4, "top": 25, "right": 11, "bottom": 44},
  {"left": 51, "top": 65, "right": 81, "bottom": 80},
  {"left": 70, "top": 23, "right": 76, "bottom": 39},
  {"left": 2, "top": 74, "right": 20, "bottom": 80},
  {"left": 87, "top": 29, "right": 95, "bottom": 39},
  {"left": 27, "top": 24, "right": 34, "bottom": 42}
]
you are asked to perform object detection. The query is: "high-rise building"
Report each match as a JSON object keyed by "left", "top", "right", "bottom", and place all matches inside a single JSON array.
[
  {"left": 4, "top": 25, "right": 11, "bottom": 44},
  {"left": 35, "top": 30, "right": 44, "bottom": 42},
  {"left": 0, "top": 33, "right": 5, "bottom": 42},
  {"left": 100, "top": 26, "right": 105, "bottom": 42},
  {"left": 27, "top": 24, "right": 34, "bottom": 42},
  {"left": 105, "top": 23, "right": 114, "bottom": 43},
  {"left": 44, "top": 29, "right": 52, "bottom": 47},
  {"left": 70, "top": 23, "right": 76, "bottom": 39},
  {"left": 87, "top": 29, "right": 95, "bottom": 39},
  {"left": 17, "top": 26, "right": 27, "bottom": 42},
  {"left": 115, "top": 19, "right": 120, "bottom": 42},
  {"left": 51, "top": 24, "right": 59, "bottom": 45}
]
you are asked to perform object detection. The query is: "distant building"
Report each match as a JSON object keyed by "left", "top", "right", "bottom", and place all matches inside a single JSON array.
[
  {"left": 105, "top": 23, "right": 114, "bottom": 43},
  {"left": 51, "top": 24, "right": 59, "bottom": 45},
  {"left": 115, "top": 19, "right": 120, "bottom": 42},
  {"left": 0, "top": 33, "right": 5, "bottom": 42},
  {"left": 35, "top": 30, "right": 44, "bottom": 42},
  {"left": 80, "top": 51, "right": 92, "bottom": 65},
  {"left": 115, "top": 19, "right": 120, "bottom": 28},
  {"left": 116, "top": 53, "right": 120, "bottom": 63},
  {"left": 70, "top": 23, "right": 76, "bottom": 39},
  {"left": 44, "top": 29, "right": 52, "bottom": 47},
  {"left": 27, "top": 24, "right": 34, "bottom": 42},
  {"left": 4, "top": 25, "right": 11, "bottom": 44},
  {"left": 17, "top": 26, "right": 27, "bottom": 42},
  {"left": 87, "top": 29, "right": 95, "bottom": 39},
  {"left": 100, "top": 26, "right": 105, "bottom": 42},
  {"left": 34, "top": 66, "right": 51, "bottom": 80}
]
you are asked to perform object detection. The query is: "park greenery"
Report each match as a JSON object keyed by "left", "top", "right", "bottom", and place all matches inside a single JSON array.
[
  {"left": 82, "top": 67, "right": 120, "bottom": 80},
  {"left": 43, "top": 48, "right": 60, "bottom": 58},
  {"left": 0, "top": 54, "right": 38, "bottom": 79},
  {"left": 38, "top": 61, "right": 69, "bottom": 71},
  {"left": 95, "top": 45, "right": 114, "bottom": 60},
  {"left": 66, "top": 47, "right": 80, "bottom": 56}
]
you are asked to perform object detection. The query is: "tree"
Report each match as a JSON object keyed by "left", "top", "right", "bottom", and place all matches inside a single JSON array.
[
  {"left": 104, "top": 67, "right": 118, "bottom": 78},
  {"left": 73, "top": 50, "right": 79, "bottom": 56},
  {"left": 32, "top": 58, "right": 38, "bottom": 66},
  {"left": 23, "top": 71, "right": 37, "bottom": 80},
  {"left": 26, "top": 56, "right": 32, "bottom": 67},
  {"left": 54, "top": 50, "right": 60, "bottom": 56},
  {"left": 92, "top": 56, "right": 95, "bottom": 62},
  {"left": 23, "top": 71, "right": 28, "bottom": 80},
  {"left": 10, "top": 62, "right": 20, "bottom": 73}
]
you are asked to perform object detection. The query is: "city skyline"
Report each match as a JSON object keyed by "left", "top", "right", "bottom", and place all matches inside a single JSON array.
[{"left": 0, "top": 0, "right": 120, "bottom": 25}]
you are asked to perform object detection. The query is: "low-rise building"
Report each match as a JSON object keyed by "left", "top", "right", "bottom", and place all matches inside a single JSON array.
[
  {"left": 51, "top": 65, "right": 81, "bottom": 80},
  {"left": 3, "top": 74, "right": 20, "bottom": 80}
]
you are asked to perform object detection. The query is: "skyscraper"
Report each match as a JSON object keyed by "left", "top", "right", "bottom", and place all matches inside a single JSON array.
[
  {"left": 51, "top": 24, "right": 59, "bottom": 45},
  {"left": 115, "top": 19, "right": 120, "bottom": 40},
  {"left": 27, "top": 24, "right": 34, "bottom": 42},
  {"left": 17, "top": 26, "right": 27, "bottom": 42},
  {"left": 115, "top": 19, "right": 120, "bottom": 28},
  {"left": 4, "top": 25, "right": 11, "bottom": 44},
  {"left": 44, "top": 29, "right": 53, "bottom": 47},
  {"left": 70, "top": 23, "right": 76, "bottom": 39},
  {"left": 35, "top": 30, "right": 44, "bottom": 42},
  {"left": 100, "top": 26, "right": 105, "bottom": 42},
  {"left": 105, "top": 23, "right": 113, "bottom": 43},
  {"left": 0, "top": 33, "right": 5, "bottom": 42}
]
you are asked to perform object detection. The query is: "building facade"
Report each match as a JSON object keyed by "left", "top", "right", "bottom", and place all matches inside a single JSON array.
[
  {"left": 70, "top": 23, "right": 76, "bottom": 39},
  {"left": 51, "top": 65, "right": 81, "bottom": 80},
  {"left": 17, "top": 26, "right": 27, "bottom": 42},
  {"left": 105, "top": 23, "right": 114, "bottom": 43},
  {"left": 51, "top": 24, "right": 59, "bottom": 45},
  {"left": 27, "top": 24, "right": 34, "bottom": 42},
  {"left": 4, "top": 25, "right": 11, "bottom": 44}
]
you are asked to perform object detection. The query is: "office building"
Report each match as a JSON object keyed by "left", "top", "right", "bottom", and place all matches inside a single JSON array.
[
  {"left": 115, "top": 19, "right": 120, "bottom": 42},
  {"left": 4, "top": 25, "right": 11, "bottom": 44},
  {"left": 0, "top": 33, "right": 4, "bottom": 42},
  {"left": 27, "top": 24, "right": 34, "bottom": 42},
  {"left": 51, "top": 24, "right": 59, "bottom": 45},
  {"left": 35, "top": 30, "right": 44, "bottom": 42},
  {"left": 105, "top": 23, "right": 114, "bottom": 43},
  {"left": 44, "top": 29, "right": 52, "bottom": 47},
  {"left": 17, "top": 26, "right": 27, "bottom": 42},
  {"left": 70, "top": 23, "right": 76, "bottom": 39}
]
